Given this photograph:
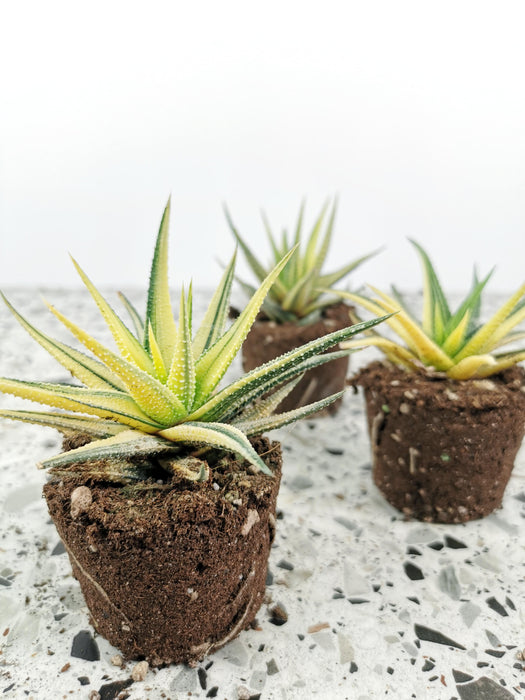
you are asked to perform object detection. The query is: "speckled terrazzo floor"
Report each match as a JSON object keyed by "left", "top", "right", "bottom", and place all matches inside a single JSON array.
[{"left": 1, "top": 289, "right": 524, "bottom": 700}]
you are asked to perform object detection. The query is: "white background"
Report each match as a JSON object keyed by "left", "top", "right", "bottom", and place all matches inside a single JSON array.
[{"left": 1, "top": 0, "right": 524, "bottom": 298}]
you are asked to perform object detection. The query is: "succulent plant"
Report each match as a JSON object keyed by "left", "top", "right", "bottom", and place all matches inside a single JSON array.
[
  {"left": 225, "top": 198, "right": 377, "bottom": 324},
  {"left": 338, "top": 240, "right": 525, "bottom": 380},
  {"left": 0, "top": 199, "right": 385, "bottom": 483}
]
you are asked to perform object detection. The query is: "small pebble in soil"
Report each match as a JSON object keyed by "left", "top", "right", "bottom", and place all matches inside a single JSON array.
[
  {"left": 70, "top": 486, "right": 92, "bottom": 519},
  {"left": 131, "top": 660, "right": 149, "bottom": 681}
]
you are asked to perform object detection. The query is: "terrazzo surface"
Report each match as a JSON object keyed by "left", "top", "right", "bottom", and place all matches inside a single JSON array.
[{"left": 0, "top": 289, "right": 524, "bottom": 700}]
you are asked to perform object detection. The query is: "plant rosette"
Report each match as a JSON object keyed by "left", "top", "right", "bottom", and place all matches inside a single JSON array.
[
  {"left": 0, "top": 199, "right": 384, "bottom": 665},
  {"left": 343, "top": 241, "right": 525, "bottom": 524},
  {"left": 226, "top": 198, "right": 379, "bottom": 414}
]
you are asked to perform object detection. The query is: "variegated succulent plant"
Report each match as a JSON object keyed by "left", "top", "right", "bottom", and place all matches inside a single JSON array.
[
  {"left": 338, "top": 240, "right": 525, "bottom": 380},
  {"left": 225, "top": 198, "right": 377, "bottom": 323},
  {"left": 0, "top": 199, "right": 385, "bottom": 483}
]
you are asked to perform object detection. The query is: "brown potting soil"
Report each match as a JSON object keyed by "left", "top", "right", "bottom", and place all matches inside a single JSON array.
[
  {"left": 352, "top": 362, "right": 525, "bottom": 523},
  {"left": 242, "top": 302, "right": 352, "bottom": 414},
  {"left": 44, "top": 436, "right": 282, "bottom": 666}
]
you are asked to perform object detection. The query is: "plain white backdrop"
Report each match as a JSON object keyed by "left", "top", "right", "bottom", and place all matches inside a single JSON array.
[{"left": 1, "top": 0, "right": 524, "bottom": 297}]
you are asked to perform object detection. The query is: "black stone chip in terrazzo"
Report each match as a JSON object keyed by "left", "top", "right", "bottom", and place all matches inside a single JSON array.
[
  {"left": 54, "top": 613, "right": 67, "bottom": 622},
  {"left": 276, "top": 559, "right": 294, "bottom": 570},
  {"left": 422, "top": 660, "right": 435, "bottom": 672},
  {"left": 206, "top": 687, "right": 218, "bottom": 698},
  {"left": 477, "top": 662, "right": 490, "bottom": 668},
  {"left": 372, "top": 584, "right": 381, "bottom": 592},
  {"left": 3, "top": 684, "right": 15, "bottom": 694},
  {"left": 78, "top": 677, "right": 90, "bottom": 686},
  {"left": 98, "top": 679, "right": 133, "bottom": 700},
  {"left": 51, "top": 541, "right": 66, "bottom": 556},
  {"left": 414, "top": 624, "right": 466, "bottom": 649},
  {"left": 427, "top": 541, "right": 444, "bottom": 550},
  {"left": 444, "top": 535, "right": 468, "bottom": 549},
  {"left": 452, "top": 670, "right": 474, "bottom": 683},
  {"left": 486, "top": 597, "right": 508, "bottom": 617},
  {"left": 485, "top": 649, "right": 505, "bottom": 658},
  {"left": 349, "top": 662, "right": 358, "bottom": 673},
  {"left": 70, "top": 630, "right": 100, "bottom": 661},
  {"left": 505, "top": 596, "right": 516, "bottom": 610},
  {"left": 265, "top": 569, "right": 274, "bottom": 585},
  {"left": 0, "top": 577, "right": 12, "bottom": 587},
  {"left": 407, "top": 546, "right": 422, "bottom": 556},
  {"left": 387, "top": 667, "right": 394, "bottom": 675},
  {"left": 513, "top": 492, "right": 525, "bottom": 502},
  {"left": 269, "top": 603, "right": 288, "bottom": 626},
  {"left": 198, "top": 667, "right": 207, "bottom": 689},
  {"left": 456, "top": 676, "right": 514, "bottom": 700},
  {"left": 325, "top": 446, "right": 344, "bottom": 455},
  {"left": 407, "top": 596, "right": 420, "bottom": 605},
  {"left": 348, "top": 598, "right": 369, "bottom": 604},
  {"left": 404, "top": 562, "right": 424, "bottom": 580},
  {"left": 332, "top": 591, "right": 345, "bottom": 599}
]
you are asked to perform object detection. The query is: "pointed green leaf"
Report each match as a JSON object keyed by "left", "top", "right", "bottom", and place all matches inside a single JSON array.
[
  {"left": 455, "top": 283, "right": 525, "bottom": 360},
  {"left": 190, "top": 317, "right": 385, "bottom": 422},
  {"left": 1, "top": 293, "right": 125, "bottom": 392},
  {"left": 70, "top": 257, "right": 155, "bottom": 374},
  {"left": 303, "top": 200, "right": 329, "bottom": 270},
  {"left": 193, "top": 247, "right": 297, "bottom": 405},
  {"left": 45, "top": 302, "right": 187, "bottom": 425},
  {"left": 118, "top": 291, "right": 145, "bottom": 344},
  {"left": 40, "top": 430, "right": 183, "bottom": 469},
  {"left": 145, "top": 197, "right": 178, "bottom": 365},
  {"left": 317, "top": 249, "right": 381, "bottom": 289},
  {"left": 192, "top": 251, "right": 236, "bottom": 358},
  {"left": 234, "top": 391, "right": 345, "bottom": 436},
  {"left": 410, "top": 240, "right": 450, "bottom": 337},
  {"left": 159, "top": 421, "right": 273, "bottom": 475},
  {"left": 167, "top": 287, "right": 196, "bottom": 410},
  {"left": 0, "top": 377, "right": 162, "bottom": 431},
  {"left": 0, "top": 409, "right": 127, "bottom": 437},
  {"left": 147, "top": 322, "right": 168, "bottom": 382},
  {"left": 235, "top": 375, "right": 303, "bottom": 423}
]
